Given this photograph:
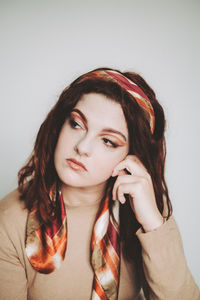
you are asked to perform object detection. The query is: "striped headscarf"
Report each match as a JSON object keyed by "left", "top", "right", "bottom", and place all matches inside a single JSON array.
[{"left": 76, "top": 69, "right": 155, "bottom": 134}]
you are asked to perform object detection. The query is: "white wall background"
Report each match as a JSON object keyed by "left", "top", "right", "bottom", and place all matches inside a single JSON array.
[{"left": 0, "top": 0, "right": 199, "bottom": 287}]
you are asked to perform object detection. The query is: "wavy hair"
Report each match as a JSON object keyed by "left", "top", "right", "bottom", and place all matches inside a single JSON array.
[{"left": 18, "top": 68, "right": 172, "bottom": 249}]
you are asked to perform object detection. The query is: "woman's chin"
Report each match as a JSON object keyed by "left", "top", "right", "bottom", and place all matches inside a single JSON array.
[{"left": 60, "top": 177, "right": 108, "bottom": 190}]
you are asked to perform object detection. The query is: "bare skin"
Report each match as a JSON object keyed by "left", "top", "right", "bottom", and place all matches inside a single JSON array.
[
  {"left": 54, "top": 92, "right": 163, "bottom": 232},
  {"left": 112, "top": 155, "right": 163, "bottom": 232}
]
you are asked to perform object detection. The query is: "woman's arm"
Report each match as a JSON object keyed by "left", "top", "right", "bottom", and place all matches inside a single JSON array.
[
  {"left": 112, "top": 155, "right": 200, "bottom": 299},
  {"left": 136, "top": 216, "right": 200, "bottom": 299},
  {"left": 0, "top": 193, "right": 28, "bottom": 300},
  {"left": 0, "top": 224, "right": 27, "bottom": 300}
]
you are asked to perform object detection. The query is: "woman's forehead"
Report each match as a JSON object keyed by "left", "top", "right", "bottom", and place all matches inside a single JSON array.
[{"left": 74, "top": 93, "right": 128, "bottom": 135}]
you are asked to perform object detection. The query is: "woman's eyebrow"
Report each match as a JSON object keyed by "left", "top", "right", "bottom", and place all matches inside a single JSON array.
[
  {"left": 102, "top": 128, "right": 127, "bottom": 142},
  {"left": 71, "top": 109, "right": 87, "bottom": 124},
  {"left": 71, "top": 108, "right": 127, "bottom": 142}
]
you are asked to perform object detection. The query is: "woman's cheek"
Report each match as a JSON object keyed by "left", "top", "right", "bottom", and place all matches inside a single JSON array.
[{"left": 99, "top": 156, "right": 121, "bottom": 178}]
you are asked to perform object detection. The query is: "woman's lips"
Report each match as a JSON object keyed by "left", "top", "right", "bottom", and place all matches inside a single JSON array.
[{"left": 66, "top": 158, "right": 87, "bottom": 172}]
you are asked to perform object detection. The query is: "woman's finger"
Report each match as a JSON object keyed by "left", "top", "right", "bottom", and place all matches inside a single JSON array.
[
  {"left": 115, "top": 182, "right": 139, "bottom": 204},
  {"left": 112, "top": 174, "right": 140, "bottom": 201},
  {"left": 112, "top": 155, "right": 148, "bottom": 178}
]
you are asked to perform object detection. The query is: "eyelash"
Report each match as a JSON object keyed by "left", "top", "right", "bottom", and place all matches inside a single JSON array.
[
  {"left": 69, "top": 119, "right": 82, "bottom": 129},
  {"left": 103, "top": 138, "right": 118, "bottom": 148},
  {"left": 69, "top": 118, "right": 119, "bottom": 149}
]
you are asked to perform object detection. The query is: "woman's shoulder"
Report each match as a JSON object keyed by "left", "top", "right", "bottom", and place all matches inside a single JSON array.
[{"left": 0, "top": 189, "right": 28, "bottom": 229}]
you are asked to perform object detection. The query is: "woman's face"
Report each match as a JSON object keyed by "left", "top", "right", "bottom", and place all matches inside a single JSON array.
[{"left": 54, "top": 93, "right": 129, "bottom": 189}]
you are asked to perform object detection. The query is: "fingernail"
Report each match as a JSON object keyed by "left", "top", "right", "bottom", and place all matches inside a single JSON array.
[
  {"left": 121, "top": 198, "right": 126, "bottom": 204},
  {"left": 112, "top": 171, "right": 116, "bottom": 177}
]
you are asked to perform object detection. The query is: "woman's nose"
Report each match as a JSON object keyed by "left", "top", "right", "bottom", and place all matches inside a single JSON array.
[{"left": 74, "top": 135, "right": 92, "bottom": 157}]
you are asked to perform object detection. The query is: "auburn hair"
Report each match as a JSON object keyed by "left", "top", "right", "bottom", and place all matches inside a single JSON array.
[{"left": 18, "top": 67, "right": 172, "bottom": 257}]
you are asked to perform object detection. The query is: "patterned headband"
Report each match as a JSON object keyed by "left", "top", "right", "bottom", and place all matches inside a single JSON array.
[{"left": 78, "top": 69, "right": 155, "bottom": 134}]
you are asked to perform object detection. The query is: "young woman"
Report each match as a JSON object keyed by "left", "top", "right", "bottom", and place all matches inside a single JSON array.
[{"left": 0, "top": 68, "right": 199, "bottom": 300}]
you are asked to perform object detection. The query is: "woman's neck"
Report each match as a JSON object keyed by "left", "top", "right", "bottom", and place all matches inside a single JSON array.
[{"left": 61, "top": 182, "right": 107, "bottom": 207}]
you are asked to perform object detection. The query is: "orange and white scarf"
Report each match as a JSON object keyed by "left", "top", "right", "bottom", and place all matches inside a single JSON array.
[{"left": 25, "top": 191, "right": 120, "bottom": 299}]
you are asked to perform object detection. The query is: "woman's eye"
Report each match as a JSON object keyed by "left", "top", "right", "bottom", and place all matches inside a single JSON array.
[
  {"left": 69, "top": 119, "right": 82, "bottom": 129},
  {"left": 103, "top": 138, "right": 118, "bottom": 148}
]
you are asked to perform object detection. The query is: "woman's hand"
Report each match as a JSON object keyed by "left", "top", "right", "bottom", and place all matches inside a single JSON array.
[{"left": 112, "top": 155, "right": 163, "bottom": 232}]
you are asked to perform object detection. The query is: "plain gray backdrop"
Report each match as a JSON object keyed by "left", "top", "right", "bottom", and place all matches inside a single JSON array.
[{"left": 0, "top": 0, "right": 199, "bottom": 287}]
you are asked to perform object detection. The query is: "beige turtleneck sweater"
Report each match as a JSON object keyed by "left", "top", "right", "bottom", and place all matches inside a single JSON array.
[{"left": 0, "top": 189, "right": 199, "bottom": 300}]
